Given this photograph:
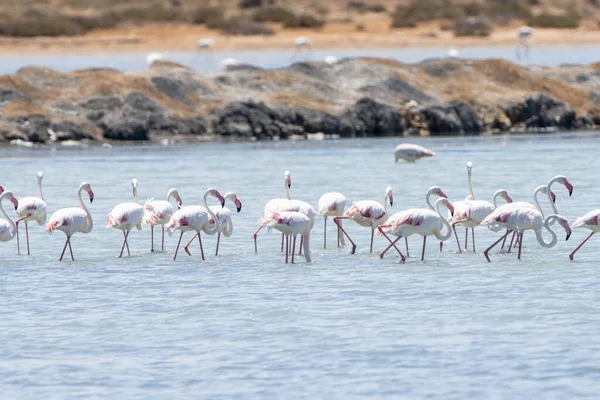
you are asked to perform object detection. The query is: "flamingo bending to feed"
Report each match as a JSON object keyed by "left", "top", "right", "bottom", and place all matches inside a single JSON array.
[
  {"left": 15, "top": 171, "right": 47, "bottom": 255},
  {"left": 165, "top": 188, "right": 225, "bottom": 261},
  {"left": 262, "top": 211, "right": 312, "bottom": 264},
  {"left": 45, "top": 182, "right": 94, "bottom": 261},
  {"left": 280, "top": 199, "right": 316, "bottom": 256},
  {"left": 334, "top": 186, "right": 393, "bottom": 254},
  {"left": 394, "top": 143, "right": 436, "bottom": 163},
  {"left": 144, "top": 188, "right": 182, "bottom": 252},
  {"left": 378, "top": 197, "right": 455, "bottom": 262},
  {"left": 254, "top": 171, "right": 291, "bottom": 254},
  {"left": 0, "top": 191, "right": 19, "bottom": 246},
  {"left": 106, "top": 179, "right": 144, "bottom": 258},
  {"left": 318, "top": 192, "right": 346, "bottom": 248},
  {"left": 568, "top": 210, "right": 600, "bottom": 260},
  {"left": 481, "top": 207, "right": 571, "bottom": 262}
]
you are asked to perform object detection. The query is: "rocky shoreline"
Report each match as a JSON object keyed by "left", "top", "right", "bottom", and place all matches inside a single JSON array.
[{"left": 0, "top": 57, "right": 599, "bottom": 145}]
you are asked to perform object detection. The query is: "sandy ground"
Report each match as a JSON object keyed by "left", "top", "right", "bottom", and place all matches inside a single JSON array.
[{"left": 0, "top": 20, "right": 599, "bottom": 54}]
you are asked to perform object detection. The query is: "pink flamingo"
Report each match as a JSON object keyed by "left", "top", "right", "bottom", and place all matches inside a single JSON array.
[
  {"left": 280, "top": 199, "right": 315, "bottom": 256},
  {"left": 14, "top": 171, "right": 47, "bottom": 256},
  {"left": 45, "top": 182, "right": 94, "bottom": 261},
  {"left": 394, "top": 143, "right": 436, "bottom": 163},
  {"left": 0, "top": 191, "right": 19, "bottom": 247},
  {"left": 207, "top": 192, "right": 243, "bottom": 256},
  {"left": 165, "top": 188, "right": 225, "bottom": 261},
  {"left": 144, "top": 188, "right": 182, "bottom": 252},
  {"left": 569, "top": 210, "right": 600, "bottom": 260},
  {"left": 261, "top": 211, "right": 312, "bottom": 264},
  {"left": 334, "top": 186, "right": 393, "bottom": 254},
  {"left": 106, "top": 179, "right": 144, "bottom": 258},
  {"left": 254, "top": 170, "right": 291, "bottom": 254},
  {"left": 318, "top": 192, "right": 346, "bottom": 248},
  {"left": 481, "top": 207, "right": 571, "bottom": 262},
  {"left": 378, "top": 197, "right": 455, "bottom": 262}
]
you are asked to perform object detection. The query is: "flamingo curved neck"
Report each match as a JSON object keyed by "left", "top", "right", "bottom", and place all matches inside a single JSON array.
[
  {"left": 133, "top": 185, "right": 138, "bottom": 203},
  {"left": 546, "top": 179, "right": 560, "bottom": 214},
  {"left": 78, "top": 187, "right": 93, "bottom": 232},
  {"left": 284, "top": 180, "right": 291, "bottom": 200},
  {"left": 467, "top": 171, "right": 474, "bottom": 200},
  {"left": 535, "top": 215, "right": 558, "bottom": 248},
  {"left": 425, "top": 191, "right": 434, "bottom": 211},
  {"left": 532, "top": 186, "right": 545, "bottom": 216},
  {"left": 383, "top": 192, "right": 389, "bottom": 214},
  {"left": 38, "top": 177, "right": 44, "bottom": 200},
  {"left": 0, "top": 193, "right": 16, "bottom": 234},
  {"left": 434, "top": 202, "right": 453, "bottom": 241},
  {"left": 491, "top": 190, "right": 507, "bottom": 209},
  {"left": 203, "top": 191, "right": 220, "bottom": 235}
]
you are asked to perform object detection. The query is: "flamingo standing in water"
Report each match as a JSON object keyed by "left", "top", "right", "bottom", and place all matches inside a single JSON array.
[
  {"left": 254, "top": 171, "right": 291, "bottom": 253},
  {"left": 568, "top": 209, "right": 600, "bottom": 260},
  {"left": 45, "top": 182, "right": 94, "bottom": 261},
  {"left": 192, "top": 192, "right": 243, "bottom": 256},
  {"left": 394, "top": 143, "right": 436, "bottom": 163},
  {"left": 334, "top": 186, "right": 393, "bottom": 254},
  {"left": 481, "top": 207, "right": 571, "bottom": 262},
  {"left": 144, "top": 188, "right": 182, "bottom": 252},
  {"left": 165, "top": 188, "right": 225, "bottom": 261},
  {"left": 262, "top": 211, "right": 312, "bottom": 264},
  {"left": 378, "top": 197, "right": 455, "bottom": 262},
  {"left": 280, "top": 199, "right": 316, "bottom": 256},
  {"left": 0, "top": 191, "right": 19, "bottom": 246},
  {"left": 15, "top": 171, "right": 47, "bottom": 255},
  {"left": 318, "top": 192, "right": 346, "bottom": 248},
  {"left": 106, "top": 179, "right": 144, "bottom": 258}
]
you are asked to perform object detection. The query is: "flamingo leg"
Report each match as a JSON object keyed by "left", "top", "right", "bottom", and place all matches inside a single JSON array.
[
  {"left": 517, "top": 232, "right": 524, "bottom": 260},
  {"left": 324, "top": 217, "right": 327, "bottom": 249},
  {"left": 215, "top": 232, "right": 221, "bottom": 256},
  {"left": 464, "top": 228, "right": 468, "bottom": 250},
  {"left": 161, "top": 226, "right": 165, "bottom": 252},
  {"left": 125, "top": 231, "right": 131, "bottom": 256},
  {"left": 569, "top": 231, "right": 595, "bottom": 261},
  {"left": 281, "top": 233, "right": 284, "bottom": 252},
  {"left": 333, "top": 217, "right": 356, "bottom": 254},
  {"left": 59, "top": 235, "right": 70, "bottom": 261},
  {"left": 151, "top": 225, "right": 154, "bottom": 252},
  {"left": 173, "top": 232, "right": 184, "bottom": 261},
  {"left": 184, "top": 233, "right": 198, "bottom": 256},
  {"left": 119, "top": 231, "right": 127, "bottom": 258},
  {"left": 299, "top": 236, "right": 303, "bottom": 255},
  {"left": 421, "top": 235, "right": 427, "bottom": 261},
  {"left": 292, "top": 235, "right": 296, "bottom": 264},
  {"left": 483, "top": 230, "right": 510, "bottom": 262},
  {"left": 285, "top": 235, "right": 289, "bottom": 263},
  {"left": 452, "top": 223, "right": 462, "bottom": 253},
  {"left": 376, "top": 227, "right": 405, "bottom": 262},
  {"left": 471, "top": 228, "right": 476, "bottom": 253},
  {"left": 198, "top": 232, "right": 205, "bottom": 261},
  {"left": 507, "top": 231, "right": 516, "bottom": 254},
  {"left": 253, "top": 225, "right": 264, "bottom": 254},
  {"left": 16, "top": 222, "right": 20, "bottom": 255},
  {"left": 67, "top": 237, "right": 74, "bottom": 261},
  {"left": 25, "top": 222, "right": 30, "bottom": 255},
  {"left": 405, "top": 237, "right": 410, "bottom": 257},
  {"left": 337, "top": 221, "right": 340, "bottom": 247},
  {"left": 500, "top": 229, "right": 510, "bottom": 249},
  {"left": 369, "top": 229, "right": 374, "bottom": 253}
]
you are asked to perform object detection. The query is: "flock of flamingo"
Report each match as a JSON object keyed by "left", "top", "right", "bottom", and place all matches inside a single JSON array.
[{"left": 0, "top": 143, "right": 598, "bottom": 264}]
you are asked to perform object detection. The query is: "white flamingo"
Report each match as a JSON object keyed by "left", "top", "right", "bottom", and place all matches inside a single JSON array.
[
  {"left": 202, "top": 192, "right": 243, "bottom": 256},
  {"left": 254, "top": 170, "right": 292, "bottom": 253},
  {"left": 378, "top": 197, "right": 455, "bottom": 262},
  {"left": 197, "top": 38, "right": 214, "bottom": 52},
  {"left": 293, "top": 37, "right": 311, "bottom": 59},
  {"left": 144, "top": 189, "right": 182, "bottom": 252},
  {"left": 262, "top": 211, "right": 312, "bottom": 264},
  {"left": 394, "top": 143, "right": 436, "bottom": 163},
  {"left": 146, "top": 52, "right": 164, "bottom": 66},
  {"left": 15, "top": 171, "right": 47, "bottom": 255},
  {"left": 45, "top": 182, "right": 94, "bottom": 261},
  {"left": 0, "top": 191, "right": 19, "bottom": 247},
  {"left": 568, "top": 209, "right": 600, "bottom": 260},
  {"left": 106, "top": 179, "right": 144, "bottom": 258},
  {"left": 318, "top": 192, "right": 346, "bottom": 248},
  {"left": 334, "top": 186, "right": 393, "bottom": 254},
  {"left": 279, "top": 199, "right": 316, "bottom": 256},
  {"left": 165, "top": 188, "right": 225, "bottom": 261},
  {"left": 481, "top": 207, "right": 571, "bottom": 262}
]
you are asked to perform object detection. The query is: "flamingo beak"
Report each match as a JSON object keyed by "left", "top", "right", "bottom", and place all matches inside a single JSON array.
[
  {"left": 176, "top": 196, "right": 182, "bottom": 209},
  {"left": 235, "top": 199, "right": 242, "bottom": 213},
  {"left": 288, "top": 178, "right": 291, "bottom": 189},
  {"left": 550, "top": 190, "right": 556, "bottom": 203},
  {"left": 565, "top": 225, "right": 572, "bottom": 241},
  {"left": 565, "top": 180, "right": 573, "bottom": 196},
  {"left": 389, "top": 196, "right": 393, "bottom": 207},
  {"left": 505, "top": 194, "right": 513, "bottom": 203},
  {"left": 11, "top": 196, "right": 18, "bottom": 210},
  {"left": 439, "top": 190, "right": 448, "bottom": 199},
  {"left": 447, "top": 202, "right": 455, "bottom": 216},
  {"left": 88, "top": 189, "right": 95, "bottom": 203},
  {"left": 0, "top": 185, "right": 4, "bottom": 195},
  {"left": 217, "top": 193, "right": 225, "bottom": 208}
]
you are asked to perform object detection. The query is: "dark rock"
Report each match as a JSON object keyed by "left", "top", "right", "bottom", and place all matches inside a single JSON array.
[
  {"left": 15, "top": 115, "right": 51, "bottom": 143},
  {"left": 278, "top": 107, "right": 340, "bottom": 135},
  {"left": 80, "top": 95, "right": 123, "bottom": 111},
  {"left": 125, "top": 92, "right": 164, "bottom": 113},
  {"left": 416, "top": 101, "right": 482, "bottom": 135},
  {"left": 151, "top": 114, "right": 209, "bottom": 136},
  {"left": 212, "top": 101, "right": 287, "bottom": 139},
  {"left": 51, "top": 121, "right": 95, "bottom": 141},
  {"left": 151, "top": 76, "right": 209, "bottom": 105},
  {"left": 0, "top": 88, "right": 28, "bottom": 105},
  {"left": 360, "top": 77, "right": 434, "bottom": 104},
  {"left": 101, "top": 117, "right": 149, "bottom": 141},
  {"left": 340, "top": 97, "right": 404, "bottom": 137},
  {"left": 502, "top": 94, "right": 577, "bottom": 130}
]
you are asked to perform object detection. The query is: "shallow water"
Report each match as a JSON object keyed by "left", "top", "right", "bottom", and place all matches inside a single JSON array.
[
  {"left": 3, "top": 43, "right": 599, "bottom": 74},
  {"left": 1, "top": 133, "right": 600, "bottom": 399}
]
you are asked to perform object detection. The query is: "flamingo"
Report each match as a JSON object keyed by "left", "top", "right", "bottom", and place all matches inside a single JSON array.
[
  {"left": 517, "top": 26, "right": 534, "bottom": 60},
  {"left": 219, "top": 58, "right": 240, "bottom": 69},
  {"left": 15, "top": 171, "right": 47, "bottom": 255},
  {"left": 146, "top": 52, "right": 164, "bottom": 66},
  {"left": 254, "top": 171, "right": 291, "bottom": 254},
  {"left": 293, "top": 37, "right": 311, "bottom": 59},
  {"left": 394, "top": 143, "right": 436, "bottom": 163},
  {"left": 165, "top": 188, "right": 225, "bottom": 261},
  {"left": 45, "top": 182, "right": 94, "bottom": 262},
  {"left": 481, "top": 207, "right": 571, "bottom": 262},
  {"left": 450, "top": 162, "right": 513, "bottom": 253},
  {"left": 324, "top": 55, "right": 338, "bottom": 65},
  {"left": 202, "top": 192, "right": 243, "bottom": 256},
  {"left": 261, "top": 211, "right": 312, "bottom": 264},
  {"left": 318, "top": 192, "right": 346, "bottom": 248},
  {"left": 280, "top": 199, "right": 316, "bottom": 256},
  {"left": 334, "top": 186, "right": 393, "bottom": 254},
  {"left": 197, "top": 38, "right": 214, "bottom": 52},
  {"left": 378, "top": 197, "right": 455, "bottom": 262},
  {"left": 144, "top": 188, "right": 182, "bottom": 252},
  {"left": 106, "top": 179, "right": 144, "bottom": 258},
  {"left": 0, "top": 191, "right": 19, "bottom": 246},
  {"left": 568, "top": 210, "right": 600, "bottom": 260}
]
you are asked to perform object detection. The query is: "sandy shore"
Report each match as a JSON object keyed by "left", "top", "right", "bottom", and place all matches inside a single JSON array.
[{"left": 0, "top": 21, "right": 599, "bottom": 54}]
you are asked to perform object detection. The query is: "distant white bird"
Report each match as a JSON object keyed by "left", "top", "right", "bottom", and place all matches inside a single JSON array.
[
  {"left": 0, "top": 191, "right": 19, "bottom": 246},
  {"left": 106, "top": 179, "right": 144, "bottom": 258},
  {"left": 294, "top": 37, "right": 311, "bottom": 49},
  {"left": 318, "top": 192, "right": 346, "bottom": 248},
  {"left": 447, "top": 48, "right": 460, "bottom": 58},
  {"left": 517, "top": 26, "right": 534, "bottom": 60},
  {"left": 146, "top": 52, "right": 164, "bottom": 66},
  {"left": 219, "top": 58, "right": 239, "bottom": 68},
  {"left": 45, "top": 182, "right": 94, "bottom": 262},
  {"left": 394, "top": 143, "right": 436, "bottom": 163},
  {"left": 197, "top": 38, "right": 214, "bottom": 51},
  {"left": 15, "top": 171, "right": 47, "bottom": 255},
  {"left": 324, "top": 55, "right": 338, "bottom": 65},
  {"left": 144, "top": 188, "right": 182, "bottom": 252}
]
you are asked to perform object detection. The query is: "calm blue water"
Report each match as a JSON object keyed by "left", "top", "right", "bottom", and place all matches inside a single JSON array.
[
  {"left": 1, "top": 133, "right": 600, "bottom": 398},
  {"left": 2, "top": 43, "right": 599, "bottom": 74}
]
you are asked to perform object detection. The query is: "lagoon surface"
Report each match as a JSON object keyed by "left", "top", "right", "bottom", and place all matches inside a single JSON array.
[{"left": 2, "top": 133, "right": 600, "bottom": 398}]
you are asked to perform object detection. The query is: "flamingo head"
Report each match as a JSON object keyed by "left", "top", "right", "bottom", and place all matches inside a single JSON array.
[
  {"left": 563, "top": 178, "right": 573, "bottom": 196},
  {"left": 553, "top": 215, "right": 572, "bottom": 240},
  {"left": 499, "top": 190, "right": 513, "bottom": 203},
  {"left": 167, "top": 189, "right": 182, "bottom": 208},
  {"left": 437, "top": 197, "right": 454, "bottom": 216},
  {"left": 385, "top": 186, "right": 393, "bottom": 207},
  {"left": 0, "top": 185, "right": 3, "bottom": 195},
  {"left": 550, "top": 189, "right": 556, "bottom": 203},
  {"left": 429, "top": 186, "right": 447, "bottom": 199},
  {"left": 37, "top": 171, "right": 43, "bottom": 181},
  {"left": 207, "top": 188, "right": 225, "bottom": 207},
  {"left": 226, "top": 192, "right": 242, "bottom": 213},
  {"left": 466, "top": 161, "right": 473, "bottom": 175},
  {"left": 284, "top": 170, "right": 291, "bottom": 188},
  {"left": 6, "top": 192, "right": 18, "bottom": 210},
  {"left": 80, "top": 182, "right": 94, "bottom": 203}
]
